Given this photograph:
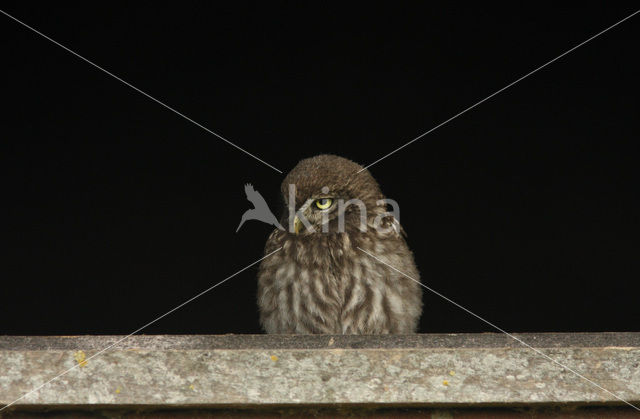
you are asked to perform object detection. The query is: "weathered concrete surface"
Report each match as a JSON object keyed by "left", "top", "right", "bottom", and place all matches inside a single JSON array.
[
  {"left": 0, "top": 334, "right": 638, "bottom": 410},
  {"left": 2, "top": 332, "right": 639, "bottom": 350}
]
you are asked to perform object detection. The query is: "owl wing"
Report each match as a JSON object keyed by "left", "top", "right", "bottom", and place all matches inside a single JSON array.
[
  {"left": 376, "top": 214, "right": 407, "bottom": 238},
  {"left": 392, "top": 216, "right": 408, "bottom": 238}
]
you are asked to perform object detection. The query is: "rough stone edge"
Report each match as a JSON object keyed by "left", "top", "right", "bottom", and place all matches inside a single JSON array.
[{"left": 1, "top": 332, "right": 639, "bottom": 350}]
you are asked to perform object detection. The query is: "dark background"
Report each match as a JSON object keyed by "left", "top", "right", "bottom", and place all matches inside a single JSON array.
[{"left": 1, "top": 4, "right": 638, "bottom": 335}]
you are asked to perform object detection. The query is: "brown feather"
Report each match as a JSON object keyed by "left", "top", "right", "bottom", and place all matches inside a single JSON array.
[{"left": 257, "top": 154, "right": 422, "bottom": 334}]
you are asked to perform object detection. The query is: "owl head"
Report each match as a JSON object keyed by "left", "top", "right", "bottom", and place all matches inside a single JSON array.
[{"left": 280, "top": 154, "right": 387, "bottom": 235}]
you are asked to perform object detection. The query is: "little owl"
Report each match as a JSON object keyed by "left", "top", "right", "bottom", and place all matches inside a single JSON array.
[{"left": 257, "top": 154, "right": 422, "bottom": 334}]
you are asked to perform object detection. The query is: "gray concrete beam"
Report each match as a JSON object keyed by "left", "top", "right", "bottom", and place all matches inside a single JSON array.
[{"left": 0, "top": 333, "right": 639, "bottom": 410}]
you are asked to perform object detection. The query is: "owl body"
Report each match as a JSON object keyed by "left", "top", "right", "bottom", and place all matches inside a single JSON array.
[{"left": 257, "top": 155, "right": 422, "bottom": 334}]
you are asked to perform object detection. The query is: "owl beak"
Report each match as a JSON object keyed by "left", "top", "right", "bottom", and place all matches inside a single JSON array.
[{"left": 294, "top": 216, "right": 302, "bottom": 235}]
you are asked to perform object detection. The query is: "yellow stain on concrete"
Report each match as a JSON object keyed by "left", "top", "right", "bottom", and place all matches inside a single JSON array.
[
  {"left": 442, "top": 380, "right": 449, "bottom": 386},
  {"left": 449, "top": 370, "right": 455, "bottom": 376},
  {"left": 189, "top": 384, "right": 195, "bottom": 390},
  {"left": 74, "top": 350, "right": 88, "bottom": 367},
  {"left": 270, "top": 355, "right": 279, "bottom": 362},
  {"left": 115, "top": 387, "right": 121, "bottom": 394}
]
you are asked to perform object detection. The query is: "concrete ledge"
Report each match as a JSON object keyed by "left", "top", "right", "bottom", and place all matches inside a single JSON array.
[{"left": 1, "top": 333, "right": 639, "bottom": 413}]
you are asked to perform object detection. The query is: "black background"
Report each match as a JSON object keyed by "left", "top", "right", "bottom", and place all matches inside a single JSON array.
[{"left": 1, "top": 4, "right": 638, "bottom": 335}]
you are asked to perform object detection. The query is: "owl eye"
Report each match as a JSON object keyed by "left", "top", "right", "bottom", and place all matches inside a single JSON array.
[{"left": 315, "top": 198, "right": 333, "bottom": 210}]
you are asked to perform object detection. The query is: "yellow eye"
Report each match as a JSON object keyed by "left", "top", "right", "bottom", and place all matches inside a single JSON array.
[{"left": 315, "top": 198, "right": 333, "bottom": 210}]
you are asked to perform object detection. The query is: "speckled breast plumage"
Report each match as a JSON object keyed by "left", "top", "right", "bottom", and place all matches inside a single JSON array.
[{"left": 257, "top": 224, "right": 422, "bottom": 334}]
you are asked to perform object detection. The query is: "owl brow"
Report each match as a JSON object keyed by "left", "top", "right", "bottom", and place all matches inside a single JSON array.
[{"left": 323, "top": 172, "right": 360, "bottom": 198}]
